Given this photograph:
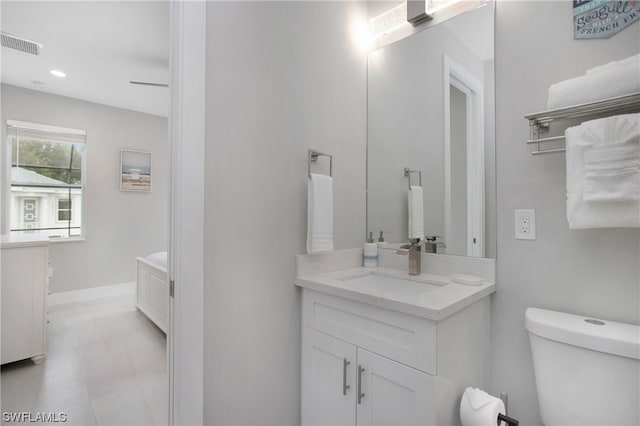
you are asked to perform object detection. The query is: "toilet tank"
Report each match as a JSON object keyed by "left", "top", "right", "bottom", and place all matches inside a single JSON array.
[{"left": 525, "top": 307, "right": 639, "bottom": 426}]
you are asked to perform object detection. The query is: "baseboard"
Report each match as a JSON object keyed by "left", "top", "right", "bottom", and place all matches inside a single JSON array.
[{"left": 48, "top": 282, "right": 136, "bottom": 306}]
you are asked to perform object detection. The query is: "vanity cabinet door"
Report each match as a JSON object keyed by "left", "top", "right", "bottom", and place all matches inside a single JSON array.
[
  {"left": 302, "top": 327, "right": 357, "bottom": 426},
  {"left": 1, "top": 245, "right": 47, "bottom": 365},
  {"left": 356, "top": 348, "right": 435, "bottom": 426}
]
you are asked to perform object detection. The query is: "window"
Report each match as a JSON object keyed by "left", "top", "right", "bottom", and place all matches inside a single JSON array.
[
  {"left": 57, "top": 198, "right": 72, "bottom": 222},
  {"left": 7, "top": 120, "right": 86, "bottom": 239}
]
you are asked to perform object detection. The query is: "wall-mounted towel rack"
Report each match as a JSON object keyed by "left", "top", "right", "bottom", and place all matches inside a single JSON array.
[
  {"left": 404, "top": 167, "right": 422, "bottom": 189},
  {"left": 308, "top": 149, "right": 333, "bottom": 177},
  {"left": 524, "top": 92, "right": 640, "bottom": 155}
]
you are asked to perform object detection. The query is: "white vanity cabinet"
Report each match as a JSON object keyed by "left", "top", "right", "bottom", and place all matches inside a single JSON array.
[
  {"left": 1, "top": 234, "right": 50, "bottom": 365},
  {"left": 301, "top": 288, "right": 490, "bottom": 426},
  {"left": 303, "top": 325, "right": 435, "bottom": 426},
  {"left": 302, "top": 328, "right": 357, "bottom": 425}
]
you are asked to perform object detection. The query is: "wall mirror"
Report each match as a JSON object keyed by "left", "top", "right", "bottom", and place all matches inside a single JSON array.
[{"left": 367, "top": 1, "right": 495, "bottom": 258}]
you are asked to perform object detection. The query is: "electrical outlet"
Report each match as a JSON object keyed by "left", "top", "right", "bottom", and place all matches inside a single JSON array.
[{"left": 515, "top": 209, "right": 536, "bottom": 240}]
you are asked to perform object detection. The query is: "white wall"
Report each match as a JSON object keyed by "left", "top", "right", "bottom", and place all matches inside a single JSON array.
[
  {"left": 492, "top": 3, "right": 639, "bottom": 424},
  {"left": 203, "top": 2, "right": 367, "bottom": 424},
  {"left": 1, "top": 84, "right": 169, "bottom": 293}
]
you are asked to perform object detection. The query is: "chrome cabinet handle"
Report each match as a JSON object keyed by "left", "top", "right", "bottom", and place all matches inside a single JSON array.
[
  {"left": 342, "top": 358, "right": 351, "bottom": 395},
  {"left": 357, "top": 365, "right": 365, "bottom": 404}
]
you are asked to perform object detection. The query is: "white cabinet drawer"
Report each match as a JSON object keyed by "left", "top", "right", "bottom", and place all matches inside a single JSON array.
[{"left": 302, "top": 289, "right": 437, "bottom": 375}]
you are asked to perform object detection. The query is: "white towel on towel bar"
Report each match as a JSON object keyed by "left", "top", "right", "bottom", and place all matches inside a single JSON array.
[
  {"left": 307, "top": 173, "right": 334, "bottom": 253},
  {"left": 408, "top": 186, "right": 424, "bottom": 240},
  {"left": 566, "top": 113, "right": 640, "bottom": 229},
  {"left": 548, "top": 54, "right": 640, "bottom": 109},
  {"left": 583, "top": 139, "right": 639, "bottom": 202}
]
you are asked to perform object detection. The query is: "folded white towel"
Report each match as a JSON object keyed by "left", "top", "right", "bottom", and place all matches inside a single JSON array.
[
  {"left": 548, "top": 55, "right": 640, "bottom": 109},
  {"left": 584, "top": 139, "right": 639, "bottom": 202},
  {"left": 307, "top": 173, "right": 334, "bottom": 253},
  {"left": 586, "top": 53, "right": 639, "bottom": 75},
  {"left": 408, "top": 186, "right": 424, "bottom": 239},
  {"left": 566, "top": 113, "right": 640, "bottom": 229}
]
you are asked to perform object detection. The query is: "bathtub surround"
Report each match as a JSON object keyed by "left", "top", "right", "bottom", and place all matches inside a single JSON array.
[
  {"left": 203, "top": 2, "right": 367, "bottom": 424},
  {"left": 494, "top": 2, "right": 640, "bottom": 424},
  {"left": 1, "top": 84, "right": 169, "bottom": 294}
]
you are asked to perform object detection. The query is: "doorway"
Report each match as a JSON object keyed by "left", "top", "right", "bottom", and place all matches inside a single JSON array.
[
  {"left": 0, "top": 2, "right": 171, "bottom": 424},
  {"left": 443, "top": 55, "right": 485, "bottom": 257}
]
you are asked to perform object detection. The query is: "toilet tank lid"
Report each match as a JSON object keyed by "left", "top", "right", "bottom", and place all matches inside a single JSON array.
[{"left": 525, "top": 307, "right": 640, "bottom": 360}]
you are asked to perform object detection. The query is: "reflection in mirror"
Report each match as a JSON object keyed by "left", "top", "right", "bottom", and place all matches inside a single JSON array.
[{"left": 367, "top": 1, "right": 495, "bottom": 258}]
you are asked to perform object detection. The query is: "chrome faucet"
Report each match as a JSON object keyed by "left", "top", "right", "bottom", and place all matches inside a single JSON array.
[
  {"left": 396, "top": 238, "right": 423, "bottom": 275},
  {"left": 423, "top": 236, "right": 446, "bottom": 254}
]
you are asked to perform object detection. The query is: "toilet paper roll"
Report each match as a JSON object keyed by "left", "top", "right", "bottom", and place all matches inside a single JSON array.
[{"left": 460, "top": 387, "right": 506, "bottom": 426}]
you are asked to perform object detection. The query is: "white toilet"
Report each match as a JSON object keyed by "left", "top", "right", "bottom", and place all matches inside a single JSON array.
[{"left": 525, "top": 307, "right": 640, "bottom": 426}]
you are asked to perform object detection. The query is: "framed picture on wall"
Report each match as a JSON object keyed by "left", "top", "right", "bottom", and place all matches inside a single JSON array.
[{"left": 121, "top": 149, "right": 151, "bottom": 192}]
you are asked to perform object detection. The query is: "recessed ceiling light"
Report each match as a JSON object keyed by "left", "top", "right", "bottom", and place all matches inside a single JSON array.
[{"left": 50, "top": 69, "right": 66, "bottom": 78}]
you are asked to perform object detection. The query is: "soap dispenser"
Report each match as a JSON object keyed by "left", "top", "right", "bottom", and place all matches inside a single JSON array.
[
  {"left": 364, "top": 232, "right": 378, "bottom": 267},
  {"left": 377, "top": 231, "right": 387, "bottom": 248}
]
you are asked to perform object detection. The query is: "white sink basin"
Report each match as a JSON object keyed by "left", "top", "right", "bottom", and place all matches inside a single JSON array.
[{"left": 337, "top": 270, "right": 441, "bottom": 298}]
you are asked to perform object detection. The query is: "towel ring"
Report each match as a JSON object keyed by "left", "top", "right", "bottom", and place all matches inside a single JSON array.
[
  {"left": 404, "top": 167, "right": 422, "bottom": 189},
  {"left": 308, "top": 149, "right": 333, "bottom": 178}
]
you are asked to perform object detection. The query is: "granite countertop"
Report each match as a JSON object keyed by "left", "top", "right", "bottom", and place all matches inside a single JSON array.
[{"left": 295, "top": 266, "right": 495, "bottom": 321}]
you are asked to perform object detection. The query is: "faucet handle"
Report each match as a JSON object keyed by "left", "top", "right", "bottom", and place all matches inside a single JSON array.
[
  {"left": 424, "top": 236, "right": 442, "bottom": 242},
  {"left": 396, "top": 247, "right": 410, "bottom": 255}
]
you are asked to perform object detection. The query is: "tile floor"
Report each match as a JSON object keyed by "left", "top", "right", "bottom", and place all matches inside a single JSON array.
[{"left": 1, "top": 293, "right": 167, "bottom": 426}]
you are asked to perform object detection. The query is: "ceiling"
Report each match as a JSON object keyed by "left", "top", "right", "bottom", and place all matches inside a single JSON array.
[{"left": 1, "top": 1, "right": 170, "bottom": 117}]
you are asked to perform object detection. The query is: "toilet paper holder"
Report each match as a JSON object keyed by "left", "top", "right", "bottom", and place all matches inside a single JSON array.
[{"left": 498, "top": 413, "right": 519, "bottom": 426}]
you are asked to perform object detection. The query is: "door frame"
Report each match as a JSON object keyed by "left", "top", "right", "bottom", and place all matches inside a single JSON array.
[
  {"left": 168, "top": 1, "right": 206, "bottom": 424},
  {"left": 443, "top": 55, "right": 485, "bottom": 257}
]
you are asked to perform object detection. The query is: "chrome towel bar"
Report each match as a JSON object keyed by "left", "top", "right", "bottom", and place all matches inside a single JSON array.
[
  {"left": 524, "top": 92, "right": 640, "bottom": 155},
  {"left": 404, "top": 167, "right": 422, "bottom": 189},
  {"left": 308, "top": 149, "right": 333, "bottom": 178}
]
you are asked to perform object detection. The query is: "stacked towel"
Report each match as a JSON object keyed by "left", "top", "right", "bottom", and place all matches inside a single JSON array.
[
  {"left": 307, "top": 173, "right": 334, "bottom": 253},
  {"left": 408, "top": 186, "right": 424, "bottom": 239},
  {"left": 584, "top": 140, "right": 639, "bottom": 202},
  {"left": 566, "top": 113, "right": 640, "bottom": 229},
  {"left": 548, "top": 54, "right": 639, "bottom": 109},
  {"left": 586, "top": 54, "right": 640, "bottom": 75}
]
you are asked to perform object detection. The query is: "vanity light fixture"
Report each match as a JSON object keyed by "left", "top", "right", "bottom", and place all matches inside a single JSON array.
[
  {"left": 372, "top": 0, "right": 476, "bottom": 40},
  {"left": 50, "top": 69, "right": 66, "bottom": 78},
  {"left": 408, "top": 0, "right": 467, "bottom": 26},
  {"left": 407, "top": 0, "right": 433, "bottom": 26},
  {"left": 370, "top": 3, "right": 410, "bottom": 37}
]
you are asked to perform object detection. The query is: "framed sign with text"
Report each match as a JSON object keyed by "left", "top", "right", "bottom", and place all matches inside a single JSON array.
[{"left": 574, "top": 0, "right": 640, "bottom": 39}]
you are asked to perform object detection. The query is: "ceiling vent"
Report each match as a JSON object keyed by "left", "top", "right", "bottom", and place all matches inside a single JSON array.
[{"left": 1, "top": 32, "right": 42, "bottom": 55}]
